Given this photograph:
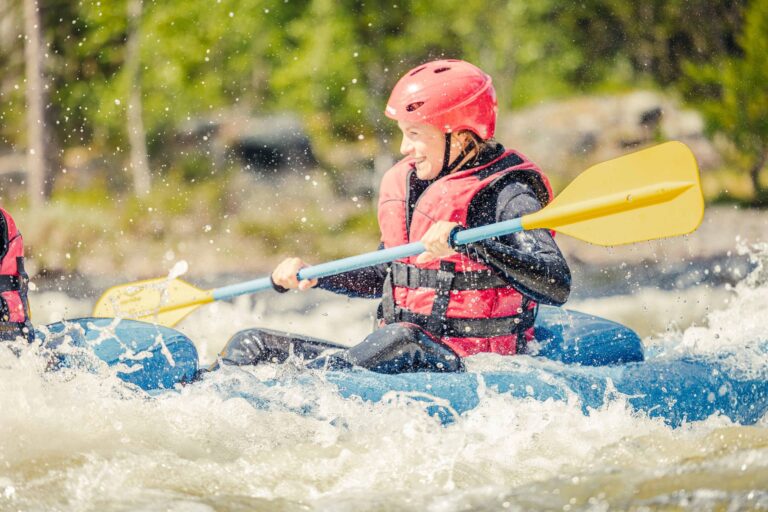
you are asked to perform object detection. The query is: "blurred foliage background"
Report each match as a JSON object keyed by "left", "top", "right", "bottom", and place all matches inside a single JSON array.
[{"left": 0, "top": 0, "right": 766, "bottom": 278}]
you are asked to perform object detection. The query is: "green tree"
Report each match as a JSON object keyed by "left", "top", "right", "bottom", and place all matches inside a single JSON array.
[
  {"left": 3, "top": 0, "right": 762, "bottom": 202},
  {"left": 269, "top": 0, "right": 586, "bottom": 148},
  {"left": 683, "top": 0, "right": 768, "bottom": 202},
  {"left": 42, "top": 0, "right": 303, "bottom": 178},
  {"left": 546, "top": 0, "right": 746, "bottom": 87}
]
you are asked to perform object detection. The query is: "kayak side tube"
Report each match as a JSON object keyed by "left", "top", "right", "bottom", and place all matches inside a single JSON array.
[
  {"left": 533, "top": 305, "right": 644, "bottom": 365},
  {"left": 36, "top": 318, "right": 199, "bottom": 390}
]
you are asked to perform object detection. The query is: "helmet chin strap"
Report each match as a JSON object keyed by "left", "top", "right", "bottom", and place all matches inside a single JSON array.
[
  {"left": 441, "top": 132, "right": 475, "bottom": 175},
  {"left": 440, "top": 133, "right": 453, "bottom": 174}
]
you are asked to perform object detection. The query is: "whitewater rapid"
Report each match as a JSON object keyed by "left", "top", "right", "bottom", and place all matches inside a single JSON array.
[{"left": 2, "top": 246, "right": 768, "bottom": 510}]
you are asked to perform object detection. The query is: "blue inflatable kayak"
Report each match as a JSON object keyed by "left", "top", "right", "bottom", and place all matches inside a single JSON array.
[
  {"left": 36, "top": 306, "right": 768, "bottom": 427},
  {"left": 35, "top": 317, "right": 198, "bottom": 390}
]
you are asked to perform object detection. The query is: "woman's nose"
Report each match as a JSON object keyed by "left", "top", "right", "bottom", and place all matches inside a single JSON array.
[{"left": 400, "top": 137, "right": 412, "bottom": 156}]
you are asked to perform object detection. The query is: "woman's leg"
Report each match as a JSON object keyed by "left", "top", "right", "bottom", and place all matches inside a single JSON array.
[
  {"left": 309, "top": 322, "right": 464, "bottom": 374},
  {"left": 213, "top": 328, "right": 345, "bottom": 369},
  {"left": 214, "top": 323, "right": 464, "bottom": 374}
]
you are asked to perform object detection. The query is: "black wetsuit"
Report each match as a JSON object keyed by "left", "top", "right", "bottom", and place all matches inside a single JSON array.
[{"left": 217, "top": 143, "right": 571, "bottom": 373}]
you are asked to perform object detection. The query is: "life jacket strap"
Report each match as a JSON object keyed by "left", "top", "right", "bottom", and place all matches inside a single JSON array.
[
  {"left": 515, "top": 297, "right": 535, "bottom": 354},
  {"left": 381, "top": 260, "right": 538, "bottom": 339},
  {"left": 17, "top": 256, "right": 31, "bottom": 321},
  {"left": 381, "top": 268, "right": 396, "bottom": 324},
  {"left": 0, "top": 275, "right": 20, "bottom": 292},
  {"left": 390, "top": 306, "right": 536, "bottom": 339},
  {"left": 390, "top": 261, "right": 509, "bottom": 290},
  {"left": 423, "top": 260, "right": 456, "bottom": 334}
]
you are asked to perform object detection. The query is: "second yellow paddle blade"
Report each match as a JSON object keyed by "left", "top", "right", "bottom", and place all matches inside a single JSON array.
[
  {"left": 93, "top": 277, "right": 213, "bottom": 327},
  {"left": 525, "top": 141, "right": 704, "bottom": 246}
]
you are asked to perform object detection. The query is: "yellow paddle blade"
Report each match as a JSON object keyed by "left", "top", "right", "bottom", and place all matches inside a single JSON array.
[
  {"left": 92, "top": 277, "right": 214, "bottom": 326},
  {"left": 522, "top": 141, "right": 704, "bottom": 246}
]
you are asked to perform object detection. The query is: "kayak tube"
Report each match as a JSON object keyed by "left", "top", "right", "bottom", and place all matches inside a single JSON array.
[
  {"left": 528, "top": 305, "right": 644, "bottom": 365},
  {"left": 31, "top": 307, "right": 768, "bottom": 427},
  {"left": 35, "top": 317, "right": 198, "bottom": 390},
  {"left": 319, "top": 355, "right": 768, "bottom": 427}
]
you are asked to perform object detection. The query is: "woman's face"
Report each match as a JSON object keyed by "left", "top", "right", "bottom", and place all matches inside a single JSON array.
[{"left": 398, "top": 121, "right": 458, "bottom": 180}]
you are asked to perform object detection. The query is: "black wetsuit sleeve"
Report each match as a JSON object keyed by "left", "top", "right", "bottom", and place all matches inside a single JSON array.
[
  {"left": 463, "top": 181, "right": 571, "bottom": 305},
  {"left": 316, "top": 244, "right": 387, "bottom": 298}
]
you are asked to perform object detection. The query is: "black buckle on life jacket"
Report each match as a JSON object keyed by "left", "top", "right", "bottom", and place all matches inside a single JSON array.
[
  {"left": 380, "top": 266, "right": 396, "bottom": 324},
  {"left": 423, "top": 261, "right": 456, "bottom": 335}
]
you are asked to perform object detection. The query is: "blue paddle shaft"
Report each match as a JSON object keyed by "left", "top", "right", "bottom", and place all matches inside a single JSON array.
[{"left": 212, "top": 218, "right": 524, "bottom": 300}]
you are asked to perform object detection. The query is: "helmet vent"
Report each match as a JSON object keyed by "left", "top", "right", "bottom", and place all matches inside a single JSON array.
[
  {"left": 409, "top": 66, "right": 427, "bottom": 76},
  {"left": 433, "top": 67, "right": 451, "bottom": 73},
  {"left": 406, "top": 101, "right": 425, "bottom": 112}
]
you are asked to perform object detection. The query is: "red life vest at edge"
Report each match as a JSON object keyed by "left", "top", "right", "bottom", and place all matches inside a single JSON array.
[
  {"left": 0, "top": 207, "right": 33, "bottom": 341},
  {"left": 377, "top": 150, "right": 553, "bottom": 357}
]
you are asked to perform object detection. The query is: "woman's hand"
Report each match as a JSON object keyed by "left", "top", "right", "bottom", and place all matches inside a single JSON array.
[
  {"left": 415, "top": 221, "right": 459, "bottom": 264},
  {"left": 271, "top": 257, "right": 318, "bottom": 291}
]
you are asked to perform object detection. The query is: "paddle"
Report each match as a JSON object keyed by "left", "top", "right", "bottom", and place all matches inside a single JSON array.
[{"left": 93, "top": 141, "right": 704, "bottom": 327}]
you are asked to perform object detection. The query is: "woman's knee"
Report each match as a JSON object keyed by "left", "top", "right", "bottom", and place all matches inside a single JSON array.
[
  {"left": 348, "top": 322, "right": 464, "bottom": 373},
  {"left": 216, "top": 329, "right": 272, "bottom": 367}
]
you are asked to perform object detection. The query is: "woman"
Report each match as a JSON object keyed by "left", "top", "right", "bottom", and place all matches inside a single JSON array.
[{"left": 218, "top": 59, "right": 571, "bottom": 373}]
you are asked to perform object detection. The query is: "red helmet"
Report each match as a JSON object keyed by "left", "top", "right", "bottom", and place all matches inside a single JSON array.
[{"left": 385, "top": 59, "right": 497, "bottom": 140}]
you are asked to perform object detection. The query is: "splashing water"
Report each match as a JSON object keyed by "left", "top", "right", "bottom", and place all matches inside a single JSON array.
[
  {"left": 660, "top": 242, "right": 768, "bottom": 378},
  {"left": 4, "top": 247, "right": 768, "bottom": 510},
  {"left": 167, "top": 260, "right": 189, "bottom": 280}
]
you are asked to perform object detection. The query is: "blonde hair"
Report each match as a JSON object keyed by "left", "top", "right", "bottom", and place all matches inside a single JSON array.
[{"left": 451, "top": 130, "right": 494, "bottom": 170}]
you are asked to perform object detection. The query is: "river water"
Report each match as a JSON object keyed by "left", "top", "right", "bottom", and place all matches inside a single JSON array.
[{"left": 2, "top": 245, "right": 768, "bottom": 511}]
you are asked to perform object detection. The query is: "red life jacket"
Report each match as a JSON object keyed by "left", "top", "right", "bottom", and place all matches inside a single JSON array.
[
  {"left": 377, "top": 150, "right": 553, "bottom": 356},
  {"left": 0, "top": 207, "right": 33, "bottom": 341}
]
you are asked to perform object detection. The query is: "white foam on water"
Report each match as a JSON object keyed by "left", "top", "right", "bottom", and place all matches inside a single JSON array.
[
  {"left": 4, "top": 342, "right": 766, "bottom": 511},
  {"left": 6, "top": 245, "right": 768, "bottom": 510},
  {"left": 646, "top": 242, "right": 768, "bottom": 378}
]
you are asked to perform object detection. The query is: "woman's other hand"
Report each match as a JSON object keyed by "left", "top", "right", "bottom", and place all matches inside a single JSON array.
[
  {"left": 272, "top": 257, "right": 318, "bottom": 291},
  {"left": 415, "top": 221, "right": 459, "bottom": 264}
]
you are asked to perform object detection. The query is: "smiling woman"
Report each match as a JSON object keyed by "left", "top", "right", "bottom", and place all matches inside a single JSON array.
[
  {"left": 396, "top": 121, "right": 449, "bottom": 181},
  {"left": 220, "top": 59, "right": 571, "bottom": 372},
  {"left": 388, "top": 59, "right": 498, "bottom": 180}
]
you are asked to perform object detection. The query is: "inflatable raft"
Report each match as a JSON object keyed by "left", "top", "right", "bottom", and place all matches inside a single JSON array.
[{"left": 34, "top": 306, "right": 768, "bottom": 427}]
